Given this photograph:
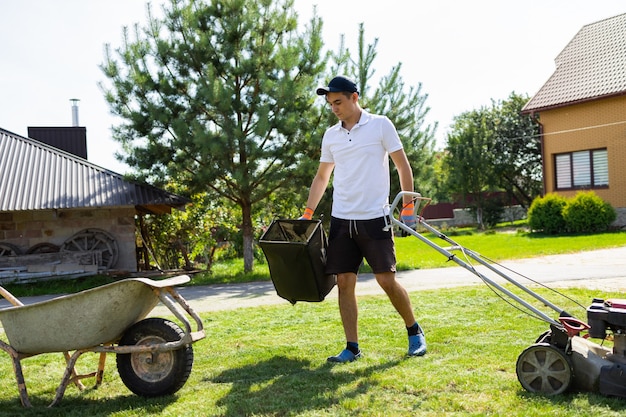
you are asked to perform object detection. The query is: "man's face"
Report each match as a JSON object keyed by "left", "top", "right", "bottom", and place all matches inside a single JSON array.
[{"left": 325, "top": 92, "right": 358, "bottom": 121}]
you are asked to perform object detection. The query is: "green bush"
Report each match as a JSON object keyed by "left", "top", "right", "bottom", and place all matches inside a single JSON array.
[
  {"left": 527, "top": 193, "right": 567, "bottom": 234},
  {"left": 529, "top": 191, "right": 616, "bottom": 234},
  {"left": 482, "top": 197, "right": 506, "bottom": 229},
  {"left": 562, "top": 191, "right": 616, "bottom": 233}
]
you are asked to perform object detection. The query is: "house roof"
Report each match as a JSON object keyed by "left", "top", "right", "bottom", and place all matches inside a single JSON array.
[
  {"left": 522, "top": 13, "right": 626, "bottom": 113},
  {"left": 0, "top": 128, "right": 189, "bottom": 214}
]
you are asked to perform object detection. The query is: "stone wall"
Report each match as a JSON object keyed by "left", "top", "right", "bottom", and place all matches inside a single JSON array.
[
  {"left": 424, "top": 205, "right": 527, "bottom": 228},
  {"left": 0, "top": 207, "right": 137, "bottom": 271},
  {"left": 424, "top": 206, "right": 626, "bottom": 230},
  {"left": 613, "top": 207, "right": 626, "bottom": 230}
]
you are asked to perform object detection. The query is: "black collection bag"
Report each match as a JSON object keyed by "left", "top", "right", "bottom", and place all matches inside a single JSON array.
[{"left": 259, "top": 219, "right": 336, "bottom": 304}]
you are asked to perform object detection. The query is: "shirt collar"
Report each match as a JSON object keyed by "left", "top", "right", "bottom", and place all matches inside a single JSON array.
[
  {"left": 356, "top": 109, "right": 371, "bottom": 126},
  {"left": 332, "top": 109, "right": 371, "bottom": 131}
]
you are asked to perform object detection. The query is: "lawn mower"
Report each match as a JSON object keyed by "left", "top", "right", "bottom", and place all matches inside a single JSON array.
[{"left": 387, "top": 192, "right": 626, "bottom": 398}]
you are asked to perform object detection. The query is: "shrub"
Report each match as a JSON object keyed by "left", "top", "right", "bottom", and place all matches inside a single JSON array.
[
  {"left": 562, "top": 191, "right": 616, "bottom": 233},
  {"left": 527, "top": 194, "right": 567, "bottom": 234},
  {"left": 482, "top": 197, "right": 506, "bottom": 229}
]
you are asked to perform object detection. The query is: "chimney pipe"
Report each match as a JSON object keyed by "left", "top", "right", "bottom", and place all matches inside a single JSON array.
[{"left": 70, "top": 98, "right": 80, "bottom": 127}]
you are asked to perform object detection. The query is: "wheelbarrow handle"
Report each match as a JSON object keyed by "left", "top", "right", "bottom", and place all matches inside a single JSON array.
[{"left": 0, "top": 286, "right": 24, "bottom": 307}]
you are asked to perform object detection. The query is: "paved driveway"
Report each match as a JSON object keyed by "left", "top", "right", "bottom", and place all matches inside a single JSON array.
[
  {"left": 161, "top": 245, "right": 626, "bottom": 314},
  {"left": 1, "top": 246, "right": 624, "bottom": 315}
]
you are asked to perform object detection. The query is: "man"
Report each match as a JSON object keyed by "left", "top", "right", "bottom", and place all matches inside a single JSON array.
[{"left": 300, "top": 75, "right": 427, "bottom": 363}]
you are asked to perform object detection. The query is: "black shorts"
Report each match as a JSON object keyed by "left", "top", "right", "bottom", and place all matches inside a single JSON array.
[{"left": 325, "top": 216, "right": 396, "bottom": 275}]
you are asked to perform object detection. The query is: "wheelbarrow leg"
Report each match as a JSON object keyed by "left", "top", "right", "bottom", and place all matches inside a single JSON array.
[
  {"left": 0, "top": 340, "right": 32, "bottom": 407},
  {"left": 50, "top": 349, "right": 87, "bottom": 407},
  {"left": 63, "top": 351, "right": 86, "bottom": 391},
  {"left": 51, "top": 349, "right": 107, "bottom": 406},
  {"left": 12, "top": 356, "right": 31, "bottom": 407},
  {"left": 95, "top": 351, "right": 107, "bottom": 387}
]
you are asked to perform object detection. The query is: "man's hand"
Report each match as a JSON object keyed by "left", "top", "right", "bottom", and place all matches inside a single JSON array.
[
  {"left": 299, "top": 207, "right": 314, "bottom": 220},
  {"left": 400, "top": 202, "right": 416, "bottom": 229}
]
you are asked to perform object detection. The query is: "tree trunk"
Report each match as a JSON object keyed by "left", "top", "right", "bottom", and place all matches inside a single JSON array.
[
  {"left": 176, "top": 239, "right": 192, "bottom": 270},
  {"left": 241, "top": 202, "right": 254, "bottom": 273},
  {"left": 476, "top": 206, "right": 484, "bottom": 230}
]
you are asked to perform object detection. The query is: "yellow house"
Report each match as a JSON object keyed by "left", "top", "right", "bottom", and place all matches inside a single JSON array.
[{"left": 522, "top": 13, "right": 626, "bottom": 224}]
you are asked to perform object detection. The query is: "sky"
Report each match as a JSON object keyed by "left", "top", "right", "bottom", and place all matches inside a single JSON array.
[{"left": 1, "top": 1, "right": 625, "bottom": 174}]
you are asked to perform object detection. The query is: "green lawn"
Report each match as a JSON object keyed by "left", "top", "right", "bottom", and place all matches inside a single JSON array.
[
  {"left": 2, "top": 228, "right": 626, "bottom": 415},
  {"left": 199, "top": 229, "right": 626, "bottom": 285},
  {"left": 394, "top": 228, "right": 626, "bottom": 270},
  {"left": 0, "top": 286, "right": 624, "bottom": 415}
]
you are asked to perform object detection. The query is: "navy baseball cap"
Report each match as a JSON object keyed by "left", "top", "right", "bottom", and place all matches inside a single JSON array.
[{"left": 316, "top": 76, "right": 359, "bottom": 95}]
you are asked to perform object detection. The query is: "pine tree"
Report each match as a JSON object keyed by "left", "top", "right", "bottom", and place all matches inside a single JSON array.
[
  {"left": 327, "top": 24, "right": 437, "bottom": 201},
  {"left": 100, "top": 0, "right": 325, "bottom": 272}
]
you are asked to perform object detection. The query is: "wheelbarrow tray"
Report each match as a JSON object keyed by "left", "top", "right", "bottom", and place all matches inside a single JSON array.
[{"left": 0, "top": 276, "right": 188, "bottom": 355}]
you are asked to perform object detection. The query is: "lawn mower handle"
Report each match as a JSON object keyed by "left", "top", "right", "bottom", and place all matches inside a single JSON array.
[
  {"left": 389, "top": 191, "right": 424, "bottom": 217},
  {"left": 385, "top": 191, "right": 567, "bottom": 328}
]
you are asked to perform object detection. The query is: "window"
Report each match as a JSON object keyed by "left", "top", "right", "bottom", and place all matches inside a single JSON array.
[{"left": 555, "top": 148, "right": 608, "bottom": 190}]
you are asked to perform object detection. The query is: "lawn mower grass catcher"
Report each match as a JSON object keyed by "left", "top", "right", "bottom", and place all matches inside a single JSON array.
[
  {"left": 388, "top": 192, "right": 626, "bottom": 399},
  {"left": 259, "top": 219, "right": 336, "bottom": 305}
]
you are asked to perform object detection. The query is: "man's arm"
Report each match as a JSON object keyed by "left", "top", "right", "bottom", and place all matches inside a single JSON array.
[
  {"left": 390, "top": 149, "right": 414, "bottom": 205},
  {"left": 390, "top": 149, "right": 418, "bottom": 228},
  {"left": 301, "top": 162, "right": 334, "bottom": 218}
]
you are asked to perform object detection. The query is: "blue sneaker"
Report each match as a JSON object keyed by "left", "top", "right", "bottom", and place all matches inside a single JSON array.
[
  {"left": 327, "top": 348, "right": 362, "bottom": 363},
  {"left": 408, "top": 332, "right": 427, "bottom": 357}
]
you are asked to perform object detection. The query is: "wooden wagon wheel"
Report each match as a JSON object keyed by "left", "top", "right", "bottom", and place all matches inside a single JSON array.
[
  {"left": 61, "top": 229, "right": 119, "bottom": 269},
  {"left": 0, "top": 242, "right": 22, "bottom": 257},
  {"left": 26, "top": 242, "right": 60, "bottom": 254}
]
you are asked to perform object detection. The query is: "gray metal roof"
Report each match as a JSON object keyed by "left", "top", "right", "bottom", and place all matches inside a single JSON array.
[
  {"left": 0, "top": 128, "right": 189, "bottom": 214},
  {"left": 523, "top": 13, "right": 626, "bottom": 113}
]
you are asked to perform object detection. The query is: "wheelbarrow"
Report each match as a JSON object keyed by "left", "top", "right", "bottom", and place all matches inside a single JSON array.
[
  {"left": 387, "top": 192, "right": 626, "bottom": 398},
  {"left": 0, "top": 275, "right": 205, "bottom": 407}
]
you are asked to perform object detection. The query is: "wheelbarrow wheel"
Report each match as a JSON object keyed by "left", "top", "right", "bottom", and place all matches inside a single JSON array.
[
  {"left": 116, "top": 318, "right": 193, "bottom": 397},
  {"left": 516, "top": 343, "right": 573, "bottom": 396}
]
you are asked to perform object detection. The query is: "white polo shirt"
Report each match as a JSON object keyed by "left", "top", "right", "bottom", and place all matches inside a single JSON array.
[{"left": 320, "top": 110, "right": 403, "bottom": 220}]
